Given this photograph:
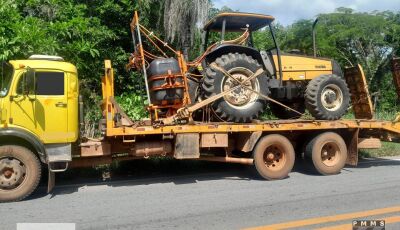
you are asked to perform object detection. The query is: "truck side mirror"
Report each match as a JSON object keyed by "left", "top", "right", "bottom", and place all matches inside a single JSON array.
[{"left": 24, "top": 67, "right": 36, "bottom": 95}]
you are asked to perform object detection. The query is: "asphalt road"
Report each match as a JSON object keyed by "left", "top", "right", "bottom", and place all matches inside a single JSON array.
[{"left": 1, "top": 157, "right": 400, "bottom": 230}]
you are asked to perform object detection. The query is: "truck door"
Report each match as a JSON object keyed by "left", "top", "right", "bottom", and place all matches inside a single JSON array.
[{"left": 11, "top": 70, "right": 68, "bottom": 143}]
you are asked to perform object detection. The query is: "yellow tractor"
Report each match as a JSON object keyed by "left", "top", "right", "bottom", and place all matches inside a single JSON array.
[
  {"left": 197, "top": 12, "right": 349, "bottom": 121},
  {"left": 130, "top": 12, "right": 350, "bottom": 122}
]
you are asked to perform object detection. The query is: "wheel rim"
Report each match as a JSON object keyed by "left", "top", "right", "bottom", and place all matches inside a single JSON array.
[
  {"left": 0, "top": 156, "right": 27, "bottom": 190},
  {"left": 319, "top": 141, "right": 341, "bottom": 167},
  {"left": 320, "top": 84, "right": 343, "bottom": 111},
  {"left": 221, "top": 67, "right": 260, "bottom": 109},
  {"left": 262, "top": 144, "right": 287, "bottom": 171}
]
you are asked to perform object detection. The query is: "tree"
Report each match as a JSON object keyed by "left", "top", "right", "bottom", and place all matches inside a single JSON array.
[
  {"left": 163, "top": 0, "right": 210, "bottom": 59},
  {"left": 1, "top": 1, "right": 399, "bottom": 117},
  {"left": 282, "top": 19, "right": 314, "bottom": 55}
]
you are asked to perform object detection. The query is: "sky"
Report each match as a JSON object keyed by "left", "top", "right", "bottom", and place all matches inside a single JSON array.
[{"left": 213, "top": 0, "right": 400, "bottom": 25}]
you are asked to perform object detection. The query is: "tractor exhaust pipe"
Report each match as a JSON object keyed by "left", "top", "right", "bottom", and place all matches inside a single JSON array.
[{"left": 312, "top": 18, "right": 319, "bottom": 58}]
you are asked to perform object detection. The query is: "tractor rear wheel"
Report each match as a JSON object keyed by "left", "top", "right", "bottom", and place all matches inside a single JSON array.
[
  {"left": 305, "top": 75, "right": 350, "bottom": 120},
  {"left": 188, "top": 77, "right": 200, "bottom": 105},
  {"left": 202, "top": 53, "right": 269, "bottom": 122}
]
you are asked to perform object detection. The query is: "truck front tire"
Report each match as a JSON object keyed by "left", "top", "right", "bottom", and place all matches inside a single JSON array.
[{"left": 0, "top": 145, "right": 41, "bottom": 202}]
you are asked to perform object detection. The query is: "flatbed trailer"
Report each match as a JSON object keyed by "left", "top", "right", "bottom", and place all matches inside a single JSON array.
[
  {"left": 71, "top": 60, "right": 400, "bottom": 175},
  {"left": 81, "top": 117, "right": 400, "bottom": 165},
  {"left": 1, "top": 59, "right": 400, "bottom": 202}
]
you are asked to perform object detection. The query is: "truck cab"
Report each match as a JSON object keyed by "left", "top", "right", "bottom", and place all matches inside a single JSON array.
[{"left": 0, "top": 55, "right": 78, "bottom": 201}]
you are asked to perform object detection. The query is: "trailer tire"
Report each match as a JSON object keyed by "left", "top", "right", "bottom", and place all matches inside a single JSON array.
[
  {"left": 253, "top": 134, "right": 295, "bottom": 180},
  {"left": 305, "top": 132, "right": 347, "bottom": 175},
  {"left": 305, "top": 75, "right": 350, "bottom": 120},
  {"left": 202, "top": 53, "right": 269, "bottom": 122},
  {"left": 0, "top": 145, "right": 41, "bottom": 202}
]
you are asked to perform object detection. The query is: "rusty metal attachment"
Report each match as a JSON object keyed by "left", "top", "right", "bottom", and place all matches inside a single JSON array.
[
  {"left": 344, "top": 64, "right": 374, "bottom": 119},
  {"left": 131, "top": 141, "right": 173, "bottom": 158},
  {"left": 80, "top": 141, "right": 111, "bottom": 157},
  {"left": 129, "top": 11, "right": 191, "bottom": 119},
  {"left": 197, "top": 156, "right": 253, "bottom": 165},
  {"left": 200, "top": 133, "right": 228, "bottom": 148}
]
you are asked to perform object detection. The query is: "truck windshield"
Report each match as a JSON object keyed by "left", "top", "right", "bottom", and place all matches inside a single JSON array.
[{"left": 0, "top": 62, "right": 14, "bottom": 97}]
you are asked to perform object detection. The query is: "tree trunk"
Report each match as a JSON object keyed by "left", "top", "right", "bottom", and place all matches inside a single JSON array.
[{"left": 182, "top": 15, "right": 191, "bottom": 60}]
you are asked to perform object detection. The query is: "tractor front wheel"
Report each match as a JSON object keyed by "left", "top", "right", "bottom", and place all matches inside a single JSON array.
[{"left": 305, "top": 75, "right": 350, "bottom": 120}]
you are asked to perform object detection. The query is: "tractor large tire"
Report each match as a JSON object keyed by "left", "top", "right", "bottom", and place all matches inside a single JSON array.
[
  {"left": 187, "top": 77, "right": 200, "bottom": 105},
  {"left": 270, "top": 101, "right": 305, "bottom": 119},
  {"left": 0, "top": 145, "right": 41, "bottom": 202},
  {"left": 202, "top": 53, "right": 269, "bottom": 123},
  {"left": 305, "top": 75, "right": 350, "bottom": 120},
  {"left": 187, "top": 77, "right": 203, "bottom": 121}
]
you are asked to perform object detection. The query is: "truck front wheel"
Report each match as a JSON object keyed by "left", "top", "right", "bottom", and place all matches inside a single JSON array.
[
  {"left": 253, "top": 134, "right": 295, "bottom": 180},
  {"left": 0, "top": 145, "right": 41, "bottom": 202}
]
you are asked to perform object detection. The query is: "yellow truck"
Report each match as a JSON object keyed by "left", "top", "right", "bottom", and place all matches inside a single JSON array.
[{"left": 0, "top": 55, "right": 400, "bottom": 202}]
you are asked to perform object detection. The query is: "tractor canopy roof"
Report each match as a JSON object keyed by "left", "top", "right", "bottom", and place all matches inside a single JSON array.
[{"left": 203, "top": 12, "right": 275, "bottom": 32}]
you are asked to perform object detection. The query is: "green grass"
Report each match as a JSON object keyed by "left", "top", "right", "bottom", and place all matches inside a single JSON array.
[{"left": 359, "top": 142, "right": 400, "bottom": 158}]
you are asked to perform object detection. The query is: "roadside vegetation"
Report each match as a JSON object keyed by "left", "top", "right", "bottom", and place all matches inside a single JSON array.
[
  {"left": 0, "top": 0, "right": 399, "bottom": 132},
  {"left": 360, "top": 142, "right": 400, "bottom": 157}
]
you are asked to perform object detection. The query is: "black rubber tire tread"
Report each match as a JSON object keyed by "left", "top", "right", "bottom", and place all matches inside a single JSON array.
[
  {"left": 305, "top": 74, "right": 350, "bottom": 120},
  {"left": 270, "top": 101, "right": 305, "bottom": 119},
  {"left": 253, "top": 134, "right": 295, "bottom": 180},
  {"left": 305, "top": 132, "right": 347, "bottom": 175},
  {"left": 0, "top": 145, "right": 41, "bottom": 202},
  {"left": 187, "top": 78, "right": 199, "bottom": 105},
  {"left": 202, "top": 53, "right": 269, "bottom": 123}
]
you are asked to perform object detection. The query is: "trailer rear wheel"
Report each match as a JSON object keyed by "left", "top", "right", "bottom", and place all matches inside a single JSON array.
[
  {"left": 305, "top": 132, "right": 347, "bottom": 175},
  {"left": 253, "top": 134, "right": 295, "bottom": 180},
  {"left": 0, "top": 145, "right": 41, "bottom": 202}
]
